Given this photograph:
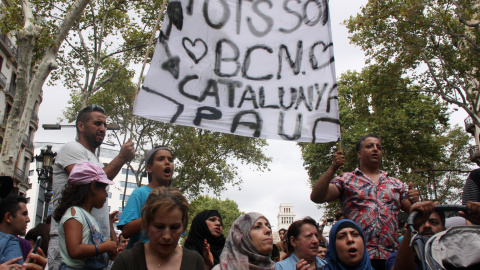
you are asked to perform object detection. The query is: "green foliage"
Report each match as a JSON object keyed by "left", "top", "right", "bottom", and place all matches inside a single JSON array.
[
  {"left": 346, "top": 0, "right": 480, "bottom": 124},
  {"left": 186, "top": 195, "right": 244, "bottom": 239},
  {"left": 299, "top": 64, "right": 470, "bottom": 216}
]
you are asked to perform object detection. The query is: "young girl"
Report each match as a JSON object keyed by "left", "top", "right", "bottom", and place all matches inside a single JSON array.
[{"left": 53, "top": 161, "right": 118, "bottom": 270}]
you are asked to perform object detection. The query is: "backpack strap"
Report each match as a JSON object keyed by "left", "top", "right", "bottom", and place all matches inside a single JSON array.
[{"left": 75, "top": 207, "right": 101, "bottom": 255}]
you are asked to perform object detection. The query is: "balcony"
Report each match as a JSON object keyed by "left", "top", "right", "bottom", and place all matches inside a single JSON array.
[
  {"left": 465, "top": 116, "right": 475, "bottom": 135},
  {"left": 8, "top": 83, "right": 15, "bottom": 97},
  {"left": 0, "top": 32, "right": 18, "bottom": 60},
  {"left": 14, "top": 167, "right": 24, "bottom": 182},
  {"left": 22, "top": 134, "right": 30, "bottom": 146},
  {"left": 0, "top": 72, "right": 6, "bottom": 89},
  {"left": 469, "top": 145, "right": 480, "bottom": 165},
  {"left": 30, "top": 110, "right": 38, "bottom": 129}
]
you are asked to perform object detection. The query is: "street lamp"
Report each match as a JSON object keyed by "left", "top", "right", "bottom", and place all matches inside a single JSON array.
[{"left": 34, "top": 145, "right": 57, "bottom": 223}]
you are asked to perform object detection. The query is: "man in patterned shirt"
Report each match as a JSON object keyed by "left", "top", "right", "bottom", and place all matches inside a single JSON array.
[{"left": 310, "top": 134, "right": 419, "bottom": 270}]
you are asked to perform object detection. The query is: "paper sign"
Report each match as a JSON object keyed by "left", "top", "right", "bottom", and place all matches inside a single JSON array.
[{"left": 134, "top": 0, "right": 340, "bottom": 143}]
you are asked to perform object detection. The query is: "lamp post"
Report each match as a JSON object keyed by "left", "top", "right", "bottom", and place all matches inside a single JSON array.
[{"left": 34, "top": 145, "right": 57, "bottom": 223}]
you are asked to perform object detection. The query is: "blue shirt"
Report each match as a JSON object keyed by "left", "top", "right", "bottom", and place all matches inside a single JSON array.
[
  {"left": 0, "top": 232, "right": 24, "bottom": 264},
  {"left": 276, "top": 253, "right": 327, "bottom": 270},
  {"left": 117, "top": 185, "right": 152, "bottom": 249}
]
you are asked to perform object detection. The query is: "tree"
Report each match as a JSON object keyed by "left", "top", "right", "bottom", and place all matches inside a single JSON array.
[
  {"left": 187, "top": 195, "right": 243, "bottom": 238},
  {"left": 299, "top": 64, "right": 470, "bottom": 216},
  {"left": 346, "top": 0, "right": 480, "bottom": 128},
  {"left": 0, "top": 0, "right": 90, "bottom": 180},
  {"left": 64, "top": 59, "right": 271, "bottom": 201},
  {"left": 48, "top": 0, "right": 166, "bottom": 107}
]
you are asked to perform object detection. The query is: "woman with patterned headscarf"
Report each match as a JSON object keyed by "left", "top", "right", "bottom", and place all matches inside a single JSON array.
[
  {"left": 213, "top": 212, "right": 276, "bottom": 270},
  {"left": 184, "top": 210, "right": 226, "bottom": 269}
]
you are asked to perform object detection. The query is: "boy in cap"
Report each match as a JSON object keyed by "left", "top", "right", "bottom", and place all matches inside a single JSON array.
[{"left": 117, "top": 146, "right": 174, "bottom": 249}]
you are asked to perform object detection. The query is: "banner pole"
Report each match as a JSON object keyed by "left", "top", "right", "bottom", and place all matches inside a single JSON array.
[
  {"left": 130, "top": 1, "right": 167, "bottom": 140},
  {"left": 337, "top": 137, "right": 343, "bottom": 175}
]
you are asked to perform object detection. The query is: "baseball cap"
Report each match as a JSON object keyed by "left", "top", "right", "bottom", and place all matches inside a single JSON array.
[
  {"left": 68, "top": 161, "right": 114, "bottom": 185},
  {"left": 144, "top": 146, "right": 173, "bottom": 165}
]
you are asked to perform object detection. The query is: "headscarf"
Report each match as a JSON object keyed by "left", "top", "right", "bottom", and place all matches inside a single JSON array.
[
  {"left": 184, "top": 210, "right": 226, "bottom": 265},
  {"left": 324, "top": 219, "right": 374, "bottom": 270},
  {"left": 213, "top": 212, "right": 276, "bottom": 270}
]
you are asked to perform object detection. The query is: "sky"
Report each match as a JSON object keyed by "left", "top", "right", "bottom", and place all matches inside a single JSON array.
[{"left": 33, "top": 0, "right": 468, "bottom": 231}]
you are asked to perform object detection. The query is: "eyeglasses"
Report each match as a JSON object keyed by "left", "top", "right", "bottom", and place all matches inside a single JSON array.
[{"left": 79, "top": 104, "right": 105, "bottom": 114}]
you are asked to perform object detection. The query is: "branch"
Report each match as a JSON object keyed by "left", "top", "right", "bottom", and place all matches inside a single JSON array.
[
  {"left": 57, "top": 57, "right": 84, "bottom": 90},
  {"left": 54, "top": 0, "right": 91, "bottom": 46},
  {"left": 76, "top": 28, "right": 91, "bottom": 68},
  {"left": 99, "top": 43, "right": 148, "bottom": 62},
  {"left": 91, "top": 61, "right": 128, "bottom": 92}
]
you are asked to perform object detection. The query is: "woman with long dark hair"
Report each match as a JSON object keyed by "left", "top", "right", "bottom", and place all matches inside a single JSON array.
[{"left": 53, "top": 162, "right": 118, "bottom": 270}]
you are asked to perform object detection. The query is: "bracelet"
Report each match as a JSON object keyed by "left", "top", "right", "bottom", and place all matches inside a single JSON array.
[{"left": 94, "top": 243, "right": 99, "bottom": 256}]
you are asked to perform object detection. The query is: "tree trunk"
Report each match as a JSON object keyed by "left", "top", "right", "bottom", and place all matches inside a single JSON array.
[{"left": 0, "top": 0, "right": 91, "bottom": 179}]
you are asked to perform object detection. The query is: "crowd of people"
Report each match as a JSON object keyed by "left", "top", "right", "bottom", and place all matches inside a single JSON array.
[{"left": 1, "top": 105, "right": 480, "bottom": 270}]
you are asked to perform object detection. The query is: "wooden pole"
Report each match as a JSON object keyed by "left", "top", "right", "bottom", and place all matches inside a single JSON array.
[{"left": 129, "top": 0, "right": 168, "bottom": 139}]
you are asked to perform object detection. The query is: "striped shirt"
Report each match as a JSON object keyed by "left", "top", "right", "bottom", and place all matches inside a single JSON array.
[{"left": 462, "top": 169, "right": 480, "bottom": 204}]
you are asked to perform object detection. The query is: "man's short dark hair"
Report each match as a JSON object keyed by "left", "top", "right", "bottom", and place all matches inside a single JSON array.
[
  {"left": 0, "top": 194, "right": 27, "bottom": 223},
  {"left": 286, "top": 217, "right": 319, "bottom": 254},
  {"left": 335, "top": 211, "right": 345, "bottom": 221},
  {"left": 356, "top": 134, "right": 383, "bottom": 152},
  {"left": 415, "top": 210, "right": 446, "bottom": 230},
  {"left": 75, "top": 104, "right": 105, "bottom": 133}
]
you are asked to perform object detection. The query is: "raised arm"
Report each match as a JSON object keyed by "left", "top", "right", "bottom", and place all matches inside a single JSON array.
[
  {"left": 63, "top": 140, "right": 135, "bottom": 179},
  {"left": 393, "top": 201, "right": 436, "bottom": 270},
  {"left": 310, "top": 150, "right": 344, "bottom": 203},
  {"left": 103, "top": 140, "right": 135, "bottom": 180}
]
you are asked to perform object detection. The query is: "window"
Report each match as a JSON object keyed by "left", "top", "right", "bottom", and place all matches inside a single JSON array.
[
  {"left": 120, "top": 181, "right": 137, "bottom": 188},
  {"left": 108, "top": 192, "right": 112, "bottom": 198},
  {"left": 108, "top": 206, "right": 111, "bottom": 212},
  {"left": 120, "top": 194, "right": 130, "bottom": 201},
  {"left": 119, "top": 207, "right": 123, "bottom": 212},
  {"left": 28, "top": 170, "right": 34, "bottom": 176}
]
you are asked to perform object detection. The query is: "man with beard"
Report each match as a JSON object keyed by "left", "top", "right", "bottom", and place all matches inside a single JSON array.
[
  {"left": 47, "top": 105, "right": 135, "bottom": 270},
  {"left": 310, "top": 134, "right": 419, "bottom": 270},
  {"left": 387, "top": 201, "right": 480, "bottom": 270},
  {"left": 117, "top": 146, "right": 174, "bottom": 249}
]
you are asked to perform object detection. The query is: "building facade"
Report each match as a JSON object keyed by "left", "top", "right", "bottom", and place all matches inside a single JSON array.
[
  {"left": 274, "top": 203, "right": 296, "bottom": 243},
  {"left": 0, "top": 29, "right": 39, "bottom": 196}
]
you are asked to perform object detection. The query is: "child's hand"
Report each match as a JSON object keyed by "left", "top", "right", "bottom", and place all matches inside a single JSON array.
[
  {"left": 109, "top": 211, "right": 119, "bottom": 224},
  {"left": 101, "top": 238, "right": 118, "bottom": 257}
]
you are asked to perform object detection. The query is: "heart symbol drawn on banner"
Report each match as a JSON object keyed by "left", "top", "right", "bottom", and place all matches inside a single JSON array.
[{"left": 182, "top": 37, "right": 208, "bottom": 64}]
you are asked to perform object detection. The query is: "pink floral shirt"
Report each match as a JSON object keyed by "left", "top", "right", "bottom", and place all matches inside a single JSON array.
[{"left": 331, "top": 168, "right": 407, "bottom": 260}]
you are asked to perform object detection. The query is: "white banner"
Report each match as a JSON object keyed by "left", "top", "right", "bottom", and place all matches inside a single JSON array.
[{"left": 134, "top": 0, "right": 340, "bottom": 143}]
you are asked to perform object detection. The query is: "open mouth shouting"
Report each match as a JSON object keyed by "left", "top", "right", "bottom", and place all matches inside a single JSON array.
[
  {"left": 164, "top": 167, "right": 172, "bottom": 177},
  {"left": 347, "top": 247, "right": 358, "bottom": 256}
]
